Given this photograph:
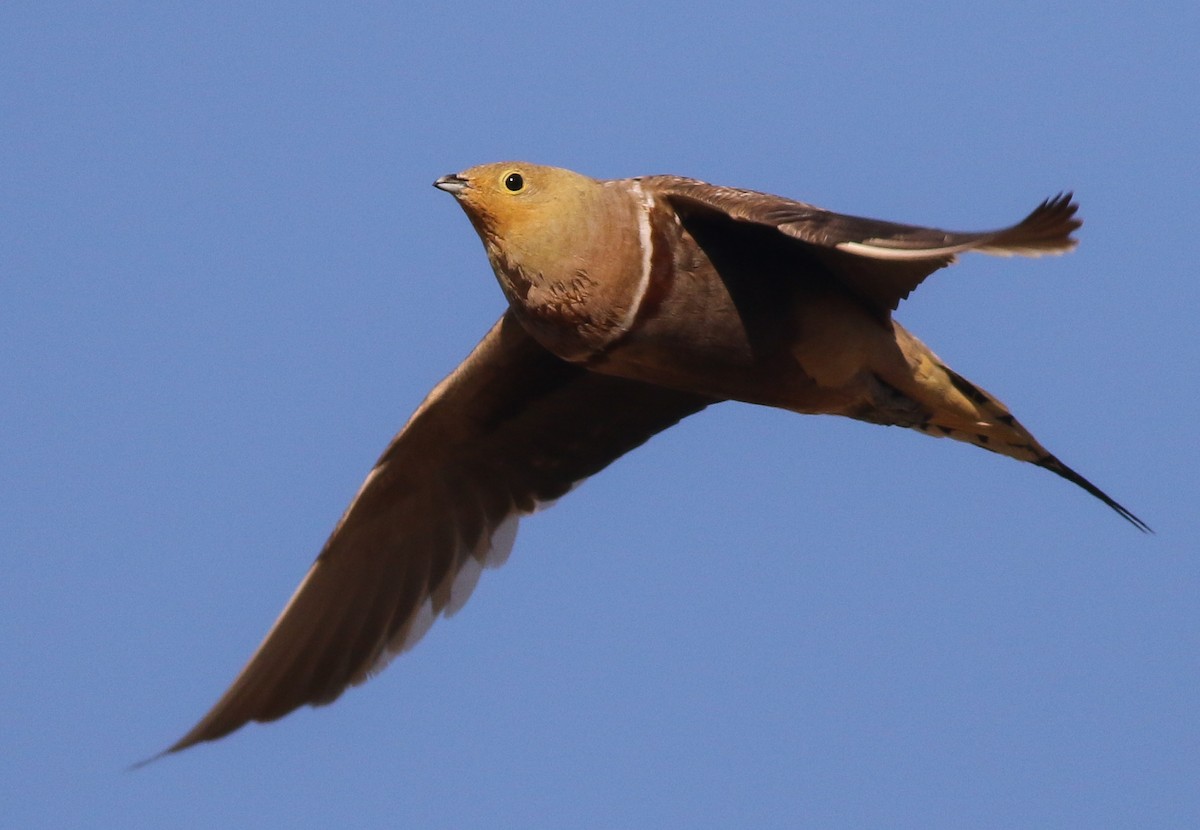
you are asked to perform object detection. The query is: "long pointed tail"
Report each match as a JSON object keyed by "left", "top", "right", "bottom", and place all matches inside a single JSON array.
[
  {"left": 922, "top": 367, "right": 1151, "bottom": 532},
  {"left": 1033, "top": 452, "right": 1151, "bottom": 532},
  {"left": 876, "top": 326, "right": 1150, "bottom": 532}
]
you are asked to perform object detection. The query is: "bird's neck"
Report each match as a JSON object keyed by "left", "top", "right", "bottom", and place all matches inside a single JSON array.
[{"left": 485, "top": 185, "right": 656, "bottom": 364}]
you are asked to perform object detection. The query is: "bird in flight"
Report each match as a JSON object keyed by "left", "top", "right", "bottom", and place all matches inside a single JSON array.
[{"left": 155, "top": 162, "right": 1147, "bottom": 760}]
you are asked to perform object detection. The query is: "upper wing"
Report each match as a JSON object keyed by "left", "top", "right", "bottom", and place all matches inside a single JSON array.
[
  {"left": 163, "top": 312, "right": 713, "bottom": 755},
  {"left": 642, "top": 176, "right": 1080, "bottom": 314}
]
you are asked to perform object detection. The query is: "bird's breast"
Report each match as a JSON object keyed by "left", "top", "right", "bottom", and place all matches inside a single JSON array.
[
  {"left": 588, "top": 218, "right": 833, "bottom": 409},
  {"left": 485, "top": 189, "right": 660, "bottom": 363},
  {"left": 487, "top": 191, "right": 849, "bottom": 413}
]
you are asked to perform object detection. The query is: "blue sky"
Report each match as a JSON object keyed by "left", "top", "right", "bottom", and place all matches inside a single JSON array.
[{"left": 3, "top": 2, "right": 1198, "bottom": 827}]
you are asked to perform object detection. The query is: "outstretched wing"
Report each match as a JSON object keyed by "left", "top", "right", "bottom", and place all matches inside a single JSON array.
[
  {"left": 643, "top": 176, "right": 1080, "bottom": 314},
  {"left": 163, "top": 312, "right": 713, "bottom": 756}
]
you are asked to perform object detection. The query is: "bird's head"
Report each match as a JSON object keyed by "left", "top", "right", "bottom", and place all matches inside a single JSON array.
[
  {"left": 434, "top": 162, "right": 607, "bottom": 274},
  {"left": 434, "top": 162, "right": 651, "bottom": 362}
]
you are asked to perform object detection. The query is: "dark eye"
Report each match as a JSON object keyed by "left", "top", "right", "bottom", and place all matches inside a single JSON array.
[{"left": 504, "top": 172, "right": 524, "bottom": 192}]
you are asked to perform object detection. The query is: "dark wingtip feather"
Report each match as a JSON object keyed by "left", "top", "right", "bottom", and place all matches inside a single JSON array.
[{"left": 984, "top": 192, "right": 1082, "bottom": 255}]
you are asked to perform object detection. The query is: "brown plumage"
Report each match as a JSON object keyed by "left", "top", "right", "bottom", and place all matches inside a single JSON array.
[{"left": 154, "top": 162, "right": 1146, "bottom": 761}]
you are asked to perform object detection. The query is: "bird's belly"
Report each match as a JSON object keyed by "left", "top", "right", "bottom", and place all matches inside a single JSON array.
[{"left": 593, "top": 296, "right": 855, "bottom": 415}]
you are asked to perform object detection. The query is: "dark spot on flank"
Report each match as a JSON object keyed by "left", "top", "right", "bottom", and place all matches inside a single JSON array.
[
  {"left": 947, "top": 372, "right": 990, "bottom": 405},
  {"left": 976, "top": 433, "right": 989, "bottom": 444}
]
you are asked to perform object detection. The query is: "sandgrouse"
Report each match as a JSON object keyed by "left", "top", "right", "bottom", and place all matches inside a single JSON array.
[{"left": 156, "top": 162, "right": 1147, "bottom": 760}]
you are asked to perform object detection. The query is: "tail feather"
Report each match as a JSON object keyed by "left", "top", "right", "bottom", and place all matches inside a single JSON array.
[
  {"left": 873, "top": 327, "right": 1148, "bottom": 531},
  {"left": 922, "top": 367, "right": 1150, "bottom": 532},
  {"left": 1034, "top": 454, "right": 1151, "bottom": 533}
]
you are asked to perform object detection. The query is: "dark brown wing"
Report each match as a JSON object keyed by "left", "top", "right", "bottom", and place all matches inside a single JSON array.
[
  {"left": 642, "top": 176, "right": 1080, "bottom": 315},
  {"left": 162, "top": 312, "right": 713, "bottom": 756}
]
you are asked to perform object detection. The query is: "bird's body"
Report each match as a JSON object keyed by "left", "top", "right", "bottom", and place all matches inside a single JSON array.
[
  {"left": 155, "top": 162, "right": 1145, "bottom": 761},
  {"left": 440, "top": 164, "right": 1125, "bottom": 489}
]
